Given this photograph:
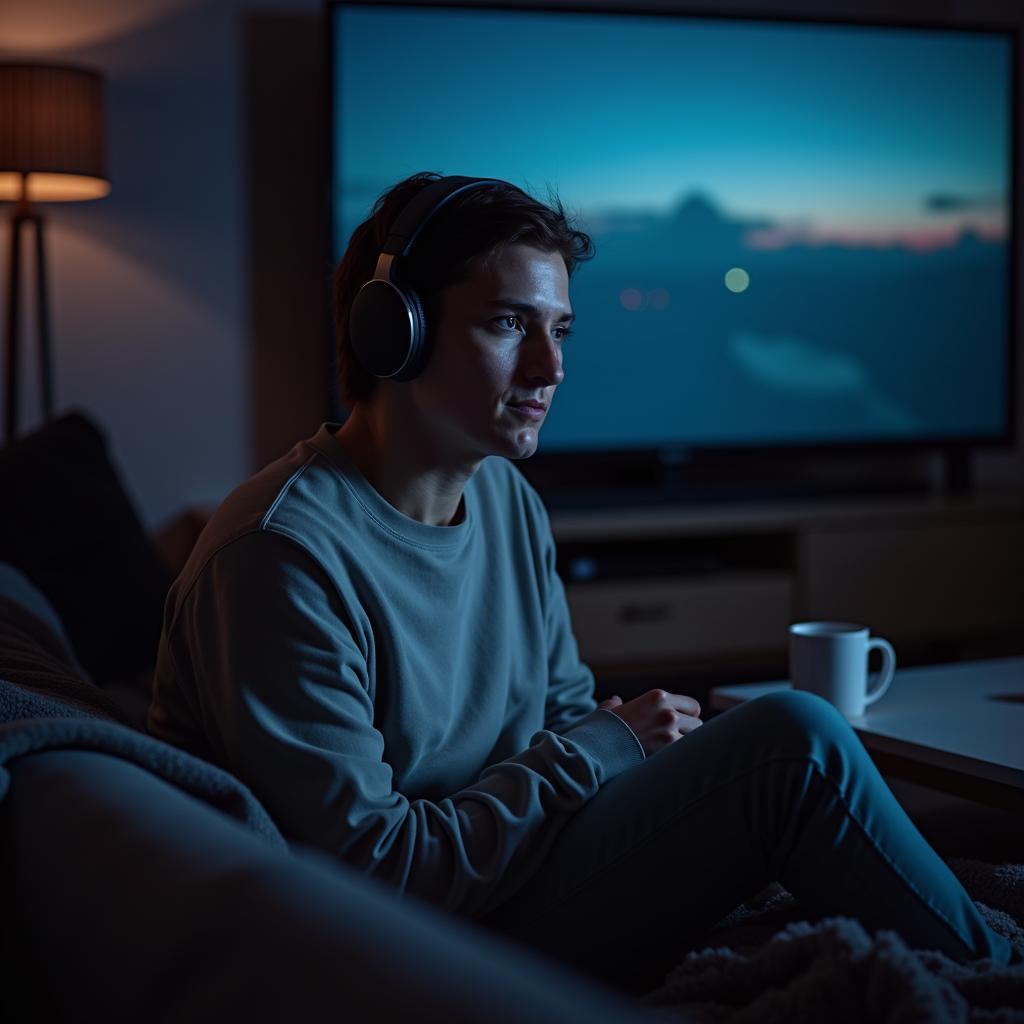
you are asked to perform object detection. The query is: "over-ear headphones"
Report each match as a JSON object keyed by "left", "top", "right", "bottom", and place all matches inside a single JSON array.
[{"left": 348, "top": 175, "right": 510, "bottom": 382}]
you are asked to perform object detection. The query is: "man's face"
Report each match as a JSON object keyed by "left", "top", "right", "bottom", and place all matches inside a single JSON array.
[{"left": 410, "top": 243, "right": 573, "bottom": 462}]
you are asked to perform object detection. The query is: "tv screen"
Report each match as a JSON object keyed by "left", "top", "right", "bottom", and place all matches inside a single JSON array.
[{"left": 330, "top": 4, "right": 1015, "bottom": 456}]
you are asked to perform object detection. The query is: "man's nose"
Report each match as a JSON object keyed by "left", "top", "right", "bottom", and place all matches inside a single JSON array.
[{"left": 522, "top": 328, "right": 565, "bottom": 386}]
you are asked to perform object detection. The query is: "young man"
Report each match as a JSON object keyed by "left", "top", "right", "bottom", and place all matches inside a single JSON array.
[{"left": 148, "top": 172, "right": 1019, "bottom": 992}]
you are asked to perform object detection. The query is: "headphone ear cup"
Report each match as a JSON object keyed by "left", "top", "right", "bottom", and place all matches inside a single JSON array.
[
  {"left": 391, "top": 286, "right": 429, "bottom": 382},
  {"left": 349, "top": 279, "right": 418, "bottom": 379},
  {"left": 347, "top": 176, "right": 504, "bottom": 382}
]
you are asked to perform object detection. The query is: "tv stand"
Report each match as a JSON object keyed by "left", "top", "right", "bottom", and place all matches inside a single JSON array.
[
  {"left": 542, "top": 477, "right": 930, "bottom": 511},
  {"left": 944, "top": 447, "right": 973, "bottom": 495},
  {"left": 549, "top": 490, "right": 1024, "bottom": 689}
]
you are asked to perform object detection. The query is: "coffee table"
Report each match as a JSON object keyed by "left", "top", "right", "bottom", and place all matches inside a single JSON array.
[{"left": 708, "top": 656, "right": 1024, "bottom": 816}]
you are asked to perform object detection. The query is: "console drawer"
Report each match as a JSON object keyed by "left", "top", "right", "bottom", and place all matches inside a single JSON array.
[{"left": 565, "top": 572, "right": 793, "bottom": 666}]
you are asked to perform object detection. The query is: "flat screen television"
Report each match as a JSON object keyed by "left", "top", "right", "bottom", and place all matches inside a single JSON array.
[{"left": 328, "top": 2, "right": 1017, "bottom": 503}]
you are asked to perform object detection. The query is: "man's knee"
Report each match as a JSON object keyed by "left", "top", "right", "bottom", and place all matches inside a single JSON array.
[{"left": 744, "top": 688, "right": 854, "bottom": 756}]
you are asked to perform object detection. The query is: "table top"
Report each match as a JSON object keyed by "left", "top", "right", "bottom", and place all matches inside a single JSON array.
[{"left": 708, "top": 656, "right": 1024, "bottom": 789}]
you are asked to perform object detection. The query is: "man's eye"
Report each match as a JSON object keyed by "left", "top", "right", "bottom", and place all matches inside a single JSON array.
[{"left": 494, "top": 316, "right": 573, "bottom": 341}]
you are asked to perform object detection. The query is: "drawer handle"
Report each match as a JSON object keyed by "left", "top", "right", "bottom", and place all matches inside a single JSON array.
[{"left": 619, "top": 602, "right": 671, "bottom": 624}]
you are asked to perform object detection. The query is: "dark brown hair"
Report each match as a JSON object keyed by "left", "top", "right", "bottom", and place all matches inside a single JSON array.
[{"left": 331, "top": 171, "right": 595, "bottom": 406}]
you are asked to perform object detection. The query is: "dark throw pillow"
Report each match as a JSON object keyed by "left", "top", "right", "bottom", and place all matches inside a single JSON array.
[
  {"left": 0, "top": 411, "right": 172, "bottom": 687},
  {"left": 0, "top": 595, "right": 134, "bottom": 726}
]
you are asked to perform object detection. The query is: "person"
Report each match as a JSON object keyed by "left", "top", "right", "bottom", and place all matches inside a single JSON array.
[{"left": 147, "top": 172, "right": 1020, "bottom": 992}]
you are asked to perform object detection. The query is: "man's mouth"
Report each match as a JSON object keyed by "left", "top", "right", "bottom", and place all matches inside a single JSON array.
[{"left": 507, "top": 401, "right": 547, "bottom": 420}]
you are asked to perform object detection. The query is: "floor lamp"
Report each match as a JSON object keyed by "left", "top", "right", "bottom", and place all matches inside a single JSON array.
[{"left": 0, "top": 62, "right": 110, "bottom": 444}]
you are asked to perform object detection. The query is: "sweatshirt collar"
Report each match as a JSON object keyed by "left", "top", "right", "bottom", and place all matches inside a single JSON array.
[{"left": 311, "top": 422, "right": 476, "bottom": 550}]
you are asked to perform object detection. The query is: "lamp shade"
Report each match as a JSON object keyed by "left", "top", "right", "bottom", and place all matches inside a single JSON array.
[{"left": 0, "top": 62, "right": 110, "bottom": 202}]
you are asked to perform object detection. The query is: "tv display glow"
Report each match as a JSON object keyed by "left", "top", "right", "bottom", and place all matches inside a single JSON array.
[{"left": 331, "top": 5, "right": 1014, "bottom": 452}]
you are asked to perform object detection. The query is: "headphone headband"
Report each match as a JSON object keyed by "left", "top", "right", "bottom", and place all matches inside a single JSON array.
[{"left": 379, "top": 175, "right": 507, "bottom": 259}]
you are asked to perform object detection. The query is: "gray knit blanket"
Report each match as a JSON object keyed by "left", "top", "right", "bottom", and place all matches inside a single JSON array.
[{"left": 645, "top": 863, "right": 1024, "bottom": 1022}]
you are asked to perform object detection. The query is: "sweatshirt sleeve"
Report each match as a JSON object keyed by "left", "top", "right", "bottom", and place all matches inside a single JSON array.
[{"left": 166, "top": 530, "right": 644, "bottom": 919}]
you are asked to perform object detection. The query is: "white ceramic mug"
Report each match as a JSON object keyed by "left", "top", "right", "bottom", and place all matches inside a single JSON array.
[{"left": 789, "top": 621, "right": 896, "bottom": 718}]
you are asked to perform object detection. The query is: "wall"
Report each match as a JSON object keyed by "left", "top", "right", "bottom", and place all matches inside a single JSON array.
[
  {"left": 1, "top": 0, "right": 1020, "bottom": 531},
  {"left": 1, "top": 0, "right": 326, "bottom": 530}
]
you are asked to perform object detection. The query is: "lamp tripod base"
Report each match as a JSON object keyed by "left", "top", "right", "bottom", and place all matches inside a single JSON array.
[{"left": 5, "top": 194, "right": 54, "bottom": 445}]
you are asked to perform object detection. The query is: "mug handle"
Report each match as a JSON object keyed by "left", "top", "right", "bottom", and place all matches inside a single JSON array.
[{"left": 864, "top": 637, "right": 896, "bottom": 707}]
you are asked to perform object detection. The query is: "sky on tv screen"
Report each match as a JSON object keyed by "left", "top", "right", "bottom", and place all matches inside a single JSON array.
[{"left": 333, "top": 6, "right": 1012, "bottom": 449}]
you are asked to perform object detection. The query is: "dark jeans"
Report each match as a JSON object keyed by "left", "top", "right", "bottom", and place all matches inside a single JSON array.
[{"left": 481, "top": 689, "right": 1018, "bottom": 991}]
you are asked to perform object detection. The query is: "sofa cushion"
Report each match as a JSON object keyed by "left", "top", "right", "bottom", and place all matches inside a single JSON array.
[{"left": 0, "top": 411, "right": 171, "bottom": 687}]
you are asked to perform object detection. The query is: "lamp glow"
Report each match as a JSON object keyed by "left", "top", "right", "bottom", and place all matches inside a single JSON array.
[{"left": 0, "top": 62, "right": 110, "bottom": 441}]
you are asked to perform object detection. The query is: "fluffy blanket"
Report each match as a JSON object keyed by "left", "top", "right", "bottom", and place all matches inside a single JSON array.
[{"left": 645, "top": 862, "right": 1024, "bottom": 1022}]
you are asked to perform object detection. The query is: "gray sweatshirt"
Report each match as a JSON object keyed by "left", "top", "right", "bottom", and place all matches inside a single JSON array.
[{"left": 148, "top": 422, "right": 644, "bottom": 918}]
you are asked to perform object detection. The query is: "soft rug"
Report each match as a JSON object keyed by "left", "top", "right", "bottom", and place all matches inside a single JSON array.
[{"left": 644, "top": 858, "right": 1024, "bottom": 1023}]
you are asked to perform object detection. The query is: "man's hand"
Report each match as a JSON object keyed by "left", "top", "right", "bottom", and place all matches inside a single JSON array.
[{"left": 598, "top": 689, "right": 703, "bottom": 757}]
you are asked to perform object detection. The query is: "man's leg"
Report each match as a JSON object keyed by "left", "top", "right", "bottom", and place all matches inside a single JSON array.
[{"left": 481, "top": 689, "right": 1018, "bottom": 991}]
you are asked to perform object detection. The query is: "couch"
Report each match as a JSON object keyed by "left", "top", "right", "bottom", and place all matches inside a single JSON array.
[{"left": 1, "top": 411, "right": 1021, "bottom": 1023}]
